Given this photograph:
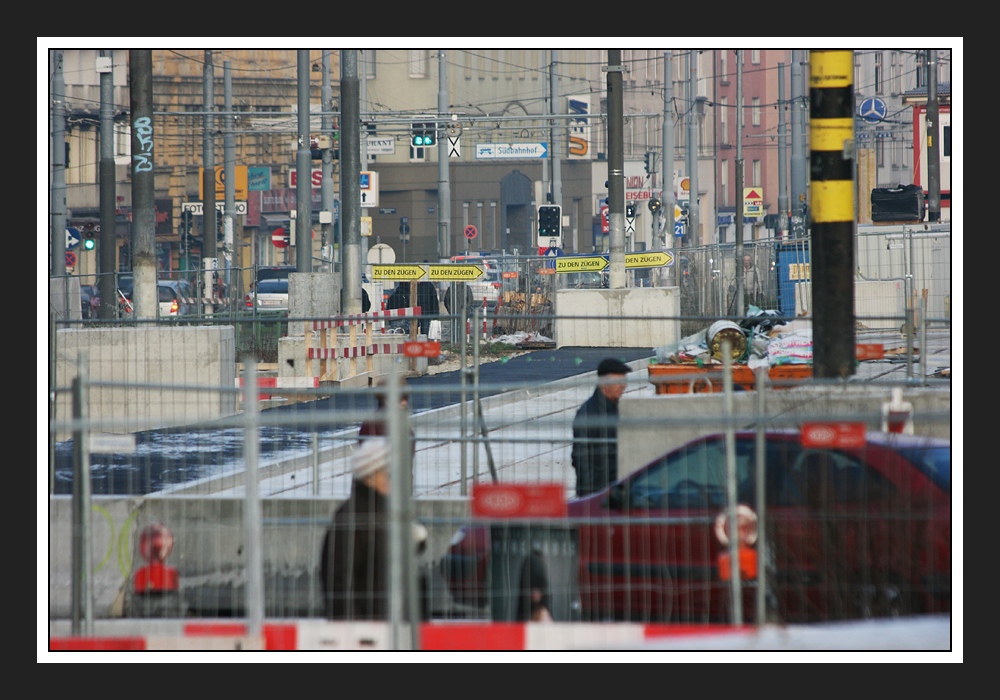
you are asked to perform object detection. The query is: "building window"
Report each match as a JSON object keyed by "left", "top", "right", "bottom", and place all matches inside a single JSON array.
[
  {"left": 719, "top": 96, "right": 728, "bottom": 143},
  {"left": 363, "top": 50, "right": 376, "bottom": 80},
  {"left": 720, "top": 51, "right": 729, "bottom": 84},
  {"left": 890, "top": 52, "right": 900, "bottom": 95},
  {"left": 752, "top": 97, "right": 761, "bottom": 127},
  {"left": 721, "top": 160, "right": 729, "bottom": 207},
  {"left": 752, "top": 159, "right": 761, "bottom": 189},
  {"left": 854, "top": 53, "right": 861, "bottom": 91},
  {"left": 874, "top": 52, "right": 883, "bottom": 94},
  {"left": 750, "top": 49, "right": 760, "bottom": 65},
  {"left": 409, "top": 49, "right": 428, "bottom": 78}
]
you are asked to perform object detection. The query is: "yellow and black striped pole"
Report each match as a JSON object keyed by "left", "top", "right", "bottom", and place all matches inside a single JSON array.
[{"left": 809, "top": 50, "right": 856, "bottom": 378}]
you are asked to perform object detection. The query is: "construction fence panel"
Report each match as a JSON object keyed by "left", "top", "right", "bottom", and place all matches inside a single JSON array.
[{"left": 49, "top": 304, "right": 951, "bottom": 643}]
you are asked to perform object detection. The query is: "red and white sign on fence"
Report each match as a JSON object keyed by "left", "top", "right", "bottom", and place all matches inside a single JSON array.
[
  {"left": 800, "top": 421, "right": 866, "bottom": 449},
  {"left": 472, "top": 483, "right": 567, "bottom": 519}
]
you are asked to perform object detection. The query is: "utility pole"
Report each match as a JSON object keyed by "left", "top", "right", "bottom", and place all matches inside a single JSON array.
[
  {"left": 98, "top": 50, "right": 117, "bottom": 319},
  {"left": 686, "top": 51, "right": 700, "bottom": 247},
  {"left": 606, "top": 50, "right": 626, "bottom": 289},
  {"left": 129, "top": 49, "right": 157, "bottom": 319},
  {"left": 735, "top": 50, "right": 745, "bottom": 317},
  {"left": 437, "top": 50, "right": 451, "bottom": 260},
  {"left": 51, "top": 50, "right": 66, "bottom": 279},
  {"left": 926, "top": 50, "right": 941, "bottom": 222},
  {"left": 809, "top": 50, "right": 856, "bottom": 379},
  {"left": 361, "top": 52, "right": 370, "bottom": 267},
  {"left": 321, "top": 51, "right": 336, "bottom": 269},
  {"left": 551, "top": 50, "right": 562, "bottom": 224},
  {"left": 295, "top": 50, "right": 312, "bottom": 273},
  {"left": 777, "top": 62, "right": 789, "bottom": 239},
  {"left": 790, "top": 50, "right": 807, "bottom": 238},
  {"left": 341, "top": 50, "right": 362, "bottom": 314},
  {"left": 662, "top": 51, "right": 674, "bottom": 286},
  {"left": 223, "top": 61, "right": 235, "bottom": 286},
  {"left": 202, "top": 51, "right": 217, "bottom": 313}
]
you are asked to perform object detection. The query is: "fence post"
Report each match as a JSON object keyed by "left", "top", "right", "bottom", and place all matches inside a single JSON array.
[
  {"left": 242, "top": 358, "right": 264, "bottom": 637},
  {"left": 71, "top": 351, "right": 94, "bottom": 636},
  {"left": 755, "top": 368, "right": 767, "bottom": 625},
  {"left": 722, "top": 341, "right": 743, "bottom": 625}
]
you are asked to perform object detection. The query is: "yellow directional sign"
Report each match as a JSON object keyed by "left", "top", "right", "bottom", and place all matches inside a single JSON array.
[
  {"left": 428, "top": 264, "right": 485, "bottom": 281},
  {"left": 556, "top": 256, "right": 609, "bottom": 273},
  {"left": 371, "top": 264, "right": 427, "bottom": 281},
  {"left": 625, "top": 251, "right": 674, "bottom": 269}
]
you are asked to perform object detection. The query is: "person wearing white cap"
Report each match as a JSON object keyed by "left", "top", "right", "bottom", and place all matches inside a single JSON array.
[{"left": 319, "top": 438, "right": 428, "bottom": 620}]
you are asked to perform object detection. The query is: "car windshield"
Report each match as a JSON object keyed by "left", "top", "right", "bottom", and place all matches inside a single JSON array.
[
  {"left": 897, "top": 445, "right": 951, "bottom": 494},
  {"left": 157, "top": 286, "right": 176, "bottom": 302},
  {"left": 256, "top": 279, "right": 288, "bottom": 293}
]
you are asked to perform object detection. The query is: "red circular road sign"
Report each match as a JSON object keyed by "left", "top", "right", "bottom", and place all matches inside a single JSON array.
[
  {"left": 464, "top": 225, "right": 478, "bottom": 240},
  {"left": 272, "top": 227, "right": 289, "bottom": 249},
  {"left": 65, "top": 251, "right": 77, "bottom": 267}
]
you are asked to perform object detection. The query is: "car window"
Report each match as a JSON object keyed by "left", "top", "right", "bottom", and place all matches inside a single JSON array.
[
  {"left": 158, "top": 286, "right": 176, "bottom": 302},
  {"left": 628, "top": 438, "right": 731, "bottom": 509},
  {"left": 897, "top": 445, "right": 951, "bottom": 495},
  {"left": 780, "top": 448, "right": 897, "bottom": 507},
  {"left": 256, "top": 279, "right": 288, "bottom": 293}
]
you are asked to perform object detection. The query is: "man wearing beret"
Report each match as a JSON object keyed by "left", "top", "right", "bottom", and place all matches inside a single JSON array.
[{"left": 571, "top": 358, "right": 633, "bottom": 498}]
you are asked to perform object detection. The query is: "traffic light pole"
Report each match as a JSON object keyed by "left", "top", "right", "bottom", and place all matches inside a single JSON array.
[{"left": 99, "top": 50, "right": 117, "bottom": 319}]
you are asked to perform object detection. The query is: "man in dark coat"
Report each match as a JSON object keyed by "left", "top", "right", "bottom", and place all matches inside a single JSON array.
[
  {"left": 385, "top": 281, "right": 439, "bottom": 335},
  {"left": 571, "top": 358, "right": 633, "bottom": 498},
  {"left": 319, "top": 438, "right": 428, "bottom": 620}
]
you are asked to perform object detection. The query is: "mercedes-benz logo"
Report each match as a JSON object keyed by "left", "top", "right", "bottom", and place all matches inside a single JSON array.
[{"left": 860, "top": 97, "right": 887, "bottom": 124}]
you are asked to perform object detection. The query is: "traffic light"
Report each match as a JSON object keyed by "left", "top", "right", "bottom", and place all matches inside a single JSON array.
[
  {"left": 644, "top": 152, "right": 651, "bottom": 174},
  {"left": 626, "top": 203, "right": 636, "bottom": 220},
  {"left": 648, "top": 197, "right": 662, "bottom": 214},
  {"left": 83, "top": 223, "right": 96, "bottom": 250},
  {"left": 537, "top": 205, "right": 562, "bottom": 240},
  {"left": 411, "top": 122, "right": 437, "bottom": 147}
]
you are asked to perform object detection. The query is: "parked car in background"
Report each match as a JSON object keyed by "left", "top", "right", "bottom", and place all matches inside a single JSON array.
[
  {"left": 157, "top": 280, "right": 195, "bottom": 317},
  {"left": 562, "top": 271, "right": 607, "bottom": 289},
  {"left": 246, "top": 278, "right": 288, "bottom": 312},
  {"left": 441, "top": 430, "right": 951, "bottom": 624},
  {"left": 253, "top": 265, "right": 295, "bottom": 290}
]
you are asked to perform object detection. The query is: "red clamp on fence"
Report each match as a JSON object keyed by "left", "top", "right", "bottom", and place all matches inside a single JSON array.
[{"left": 133, "top": 524, "right": 179, "bottom": 593}]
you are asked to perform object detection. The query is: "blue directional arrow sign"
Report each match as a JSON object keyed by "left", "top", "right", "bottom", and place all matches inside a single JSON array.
[
  {"left": 476, "top": 143, "right": 548, "bottom": 159},
  {"left": 66, "top": 227, "right": 81, "bottom": 249}
]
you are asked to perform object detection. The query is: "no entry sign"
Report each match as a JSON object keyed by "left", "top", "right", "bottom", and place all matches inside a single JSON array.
[{"left": 272, "top": 227, "right": 289, "bottom": 248}]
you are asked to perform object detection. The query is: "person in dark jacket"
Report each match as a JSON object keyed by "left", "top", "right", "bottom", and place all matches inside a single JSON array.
[
  {"left": 571, "top": 358, "right": 633, "bottom": 498},
  {"left": 385, "top": 281, "right": 439, "bottom": 335},
  {"left": 319, "top": 438, "right": 428, "bottom": 620}
]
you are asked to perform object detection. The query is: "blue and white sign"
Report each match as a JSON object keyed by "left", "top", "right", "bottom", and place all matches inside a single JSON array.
[
  {"left": 859, "top": 97, "right": 887, "bottom": 124},
  {"left": 476, "top": 143, "right": 548, "bottom": 159},
  {"left": 65, "top": 227, "right": 81, "bottom": 249},
  {"left": 674, "top": 220, "right": 685, "bottom": 237}
]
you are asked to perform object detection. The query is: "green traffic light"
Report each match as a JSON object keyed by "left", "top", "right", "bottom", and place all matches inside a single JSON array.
[{"left": 84, "top": 239, "right": 96, "bottom": 250}]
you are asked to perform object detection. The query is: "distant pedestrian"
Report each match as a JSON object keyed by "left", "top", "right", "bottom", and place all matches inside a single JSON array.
[
  {"left": 358, "top": 378, "right": 411, "bottom": 442},
  {"left": 571, "top": 358, "right": 633, "bottom": 498},
  {"left": 319, "top": 438, "right": 429, "bottom": 620}
]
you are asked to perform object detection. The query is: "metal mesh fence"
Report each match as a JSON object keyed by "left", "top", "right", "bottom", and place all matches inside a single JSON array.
[{"left": 48, "top": 261, "right": 952, "bottom": 645}]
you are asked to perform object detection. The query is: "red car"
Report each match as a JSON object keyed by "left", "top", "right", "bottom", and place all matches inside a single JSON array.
[{"left": 441, "top": 430, "right": 951, "bottom": 624}]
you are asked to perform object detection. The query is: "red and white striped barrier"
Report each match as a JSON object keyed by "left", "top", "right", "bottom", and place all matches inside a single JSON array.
[
  {"left": 51, "top": 621, "right": 752, "bottom": 651},
  {"left": 306, "top": 307, "right": 422, "bottom": 383},
  {"left": 310, "top": 306, "right": 422, "bottom": 330},
  {"left": 236, "top": 377, "right": 319, "bottom": 400}
]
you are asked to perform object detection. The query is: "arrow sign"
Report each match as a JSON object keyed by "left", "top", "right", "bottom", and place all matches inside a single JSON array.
[
  {"left": 371, "top": 264, "right": 427, "bottom": 281},
  {"left": 625, "top": 251, "right": 674, "bottom": 268},
  {"left": 556, "top": 256, "right": 609, "bottom": 273},
  {"left": 429, "top": 264, "right": 485, "bottom": 281},
  {"left": 476, "top": 142, "right": 548, "bottom": 159}
]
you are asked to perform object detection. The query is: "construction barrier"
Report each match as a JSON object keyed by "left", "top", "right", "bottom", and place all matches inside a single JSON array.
[{"left": 305, "top": 306, "right": 422, "bottom": 383}]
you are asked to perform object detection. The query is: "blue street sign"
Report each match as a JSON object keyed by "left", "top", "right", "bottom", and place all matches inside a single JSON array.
[
  {"left": 674, "top": 221, "right": 684, "bottom": 237},
  {"left": 66, "top": 227, "right": 81, "bottom": 249}
]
